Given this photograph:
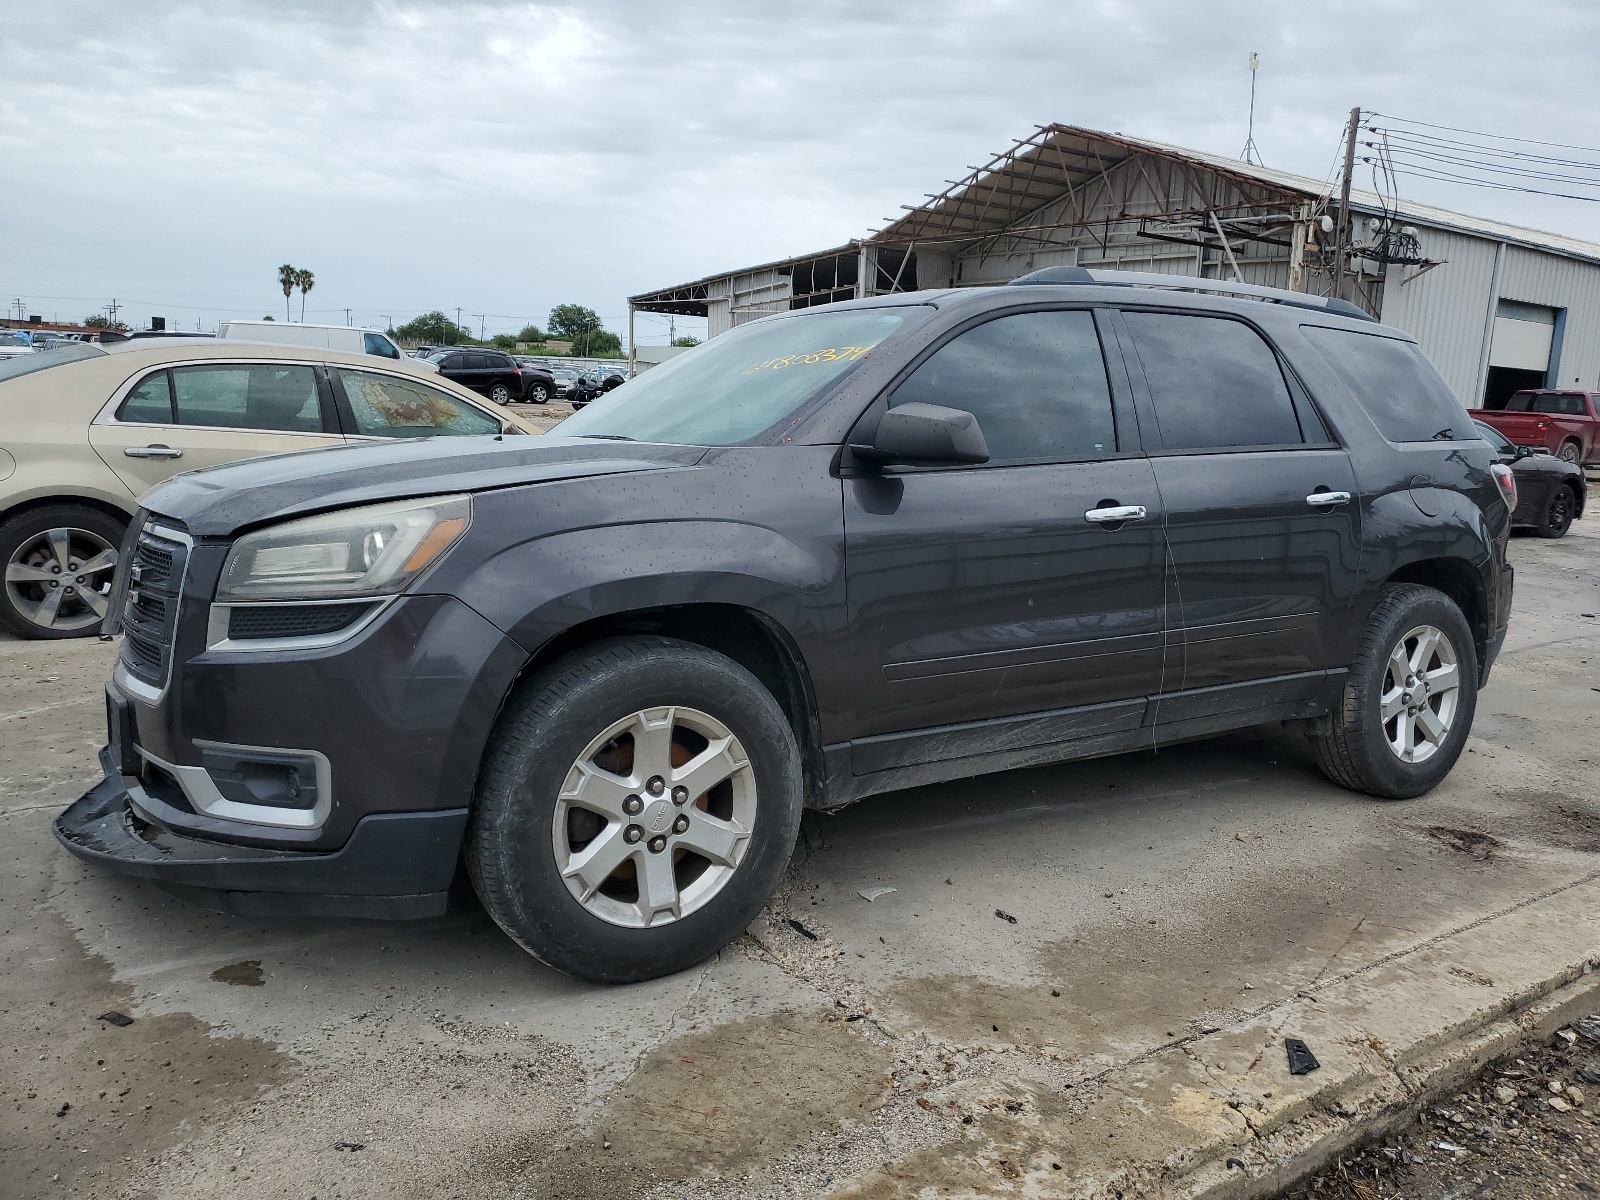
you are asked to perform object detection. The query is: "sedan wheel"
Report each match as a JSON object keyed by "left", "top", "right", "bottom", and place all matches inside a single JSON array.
[
  {"left": 1, "top": 514, "right": 122, "bottom": 638},
  {"left": 1539, "top": 484, "right": 1575, "bottom": 538}
]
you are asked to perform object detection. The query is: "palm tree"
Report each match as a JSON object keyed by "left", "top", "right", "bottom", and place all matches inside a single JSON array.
[
  {"left": 296, "top": 268, "right": 315, "bottom": 322},
  {"left": 277, "top": 264, "right": 296, "bottom": 321}
]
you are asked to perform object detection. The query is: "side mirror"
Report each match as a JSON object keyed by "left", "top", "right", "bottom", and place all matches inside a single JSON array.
[
  {"left": 856, "top": 402, "right": 990, "bottom": 465},
  {"left": 1514, "top": 445, "right": 1534, "bottom": 459}
]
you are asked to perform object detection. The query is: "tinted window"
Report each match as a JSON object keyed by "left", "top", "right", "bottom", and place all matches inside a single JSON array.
[
  {"left": 362, "top": 332, "right": 400, "bottom": 359},
  {"left": 117, "top": 372, "right": 175, "bottom": 423},
  {"left": 338, "top": 369, "right": 500, "bottom": 437},
  {"left": 464, "top": 353, "right": 491, "bottom": 370},
  {"left": 1301, "top": 326, "right": 1475, "bottom": 443},
  {"left": 558, "top": 307, "right": 917, "bottom": 446},
  {"left": 887, "top": 310, "right": 1115, "bottom": 462},
  {"left": 1531, "top": 392, "right": 1587, "bottom": 416},
  {"left": 171, "top": 364, "right": 324, "bottom": 432},
  {"left": 1123, "top": 313, "right": 1302, "bottom": 450},
  {"left": 437, "top": 354, "right": 464, "bottom": 370}
]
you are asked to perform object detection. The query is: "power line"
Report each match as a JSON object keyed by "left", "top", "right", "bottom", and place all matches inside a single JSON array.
[{"left": 1369, "top": 111, "right": 1600, "bottom": 158}]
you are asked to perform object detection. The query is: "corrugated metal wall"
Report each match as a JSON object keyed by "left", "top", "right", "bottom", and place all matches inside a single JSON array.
[
  {"left": 1499, "top": 247, "right": 1600, "bottom": 390},
  {"left": 704, "top": 268, "right": 792, "bottom": 338}
]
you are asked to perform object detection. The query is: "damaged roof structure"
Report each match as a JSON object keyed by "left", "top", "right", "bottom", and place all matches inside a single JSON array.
[{"left": 629, "top": 124, "right": 1600, "bottom": 407}]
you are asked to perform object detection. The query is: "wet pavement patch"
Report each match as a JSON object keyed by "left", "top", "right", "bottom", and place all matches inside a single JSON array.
[
  {"left": 1424, "top": 825, "right": 1504, "bottom": 860},
  {"left": 210, "top": 959, "right": 265, "bottom": 986}
]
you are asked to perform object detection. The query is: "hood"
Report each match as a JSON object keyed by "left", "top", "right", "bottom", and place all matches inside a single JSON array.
[{"left": 141, "top": 435, "right": 706, "bottom": 537}]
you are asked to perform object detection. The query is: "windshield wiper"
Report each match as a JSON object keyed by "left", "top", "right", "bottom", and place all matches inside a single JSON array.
[
  {"left": 573, "top": 433, "right": 635, "bottom": 441},
  {"left": 1431, "top": 427, "right": 1456, "bottom": 440}
]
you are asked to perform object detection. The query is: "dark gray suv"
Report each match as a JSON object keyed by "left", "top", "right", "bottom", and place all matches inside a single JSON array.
[{"left": 56, "top": 269, "right": 1514, "bottom": 983}]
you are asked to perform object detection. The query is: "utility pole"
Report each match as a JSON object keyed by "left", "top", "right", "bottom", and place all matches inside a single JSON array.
[
  {"left": 1334, "top": 106, "right": 1360, "bottom": 301},
  {"left": 344, "top": 308, "right": 352, "bottom": 326},
  {"left": 380, "top": 314, "right": 393, "bottom": 332},
  {"left": 455, "top": 307, "right": 463, "bottom": 333},
  {"left": 668, "top": 314, "right": 676, "bottom": 345},
  {"left": 473, "top": 314, "right": 486, "bottom": 342},
  {"left": 106, "top": 298, "right": 120, "bottom": 326}
]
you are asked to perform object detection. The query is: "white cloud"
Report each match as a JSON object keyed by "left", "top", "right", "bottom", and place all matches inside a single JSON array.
[{"left": 2, "top": 0, "right": 1599, "bottom": 340}]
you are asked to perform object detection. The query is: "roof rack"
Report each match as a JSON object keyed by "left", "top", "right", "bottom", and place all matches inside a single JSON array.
[{"left": 1006, "top": 266, "right": 1376, "bottom": 322}]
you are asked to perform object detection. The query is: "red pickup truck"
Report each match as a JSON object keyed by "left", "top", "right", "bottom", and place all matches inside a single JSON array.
[{"left": 1478, "top": 390, "right": 1600, "bottom": 465}]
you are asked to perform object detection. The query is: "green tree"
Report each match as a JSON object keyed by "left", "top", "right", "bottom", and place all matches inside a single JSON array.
[
  {"left": 515, "top": 322, "right": 545, "bottom": 343},
  {"left": 295, "top": 268, "right": 315, "bottom": 321},
  {"left": 393, "top": 311, "right": 472, "bottom": 345},
  {"left": 83, "top": 314, "right": 129, "bottom": 331},
  {"left": 586, "top": 330, "right": 623, "bottom": 358},
  {"left": 671, "top": 335, "right": 701, "bottom": 347},
  {"left": 277, "top": 264, "right": 297, "bottom": 322},
  {"left": 548, "top": 304, "right": 611, "bottom": 356}
]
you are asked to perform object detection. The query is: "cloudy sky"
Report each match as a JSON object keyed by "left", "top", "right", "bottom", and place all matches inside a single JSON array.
[{"left": 4, "top": 1, "right": 1600, "bottom": 343}]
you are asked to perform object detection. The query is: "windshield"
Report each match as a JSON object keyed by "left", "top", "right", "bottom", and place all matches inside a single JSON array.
[
  {"left": 558, "top": 306, "right": 922, "bottom": 445},
  {"left": 1474, "top": 419, "right": 1513, "bottom": 453},
  {"left": 0, "top": 342, "right": 105, "bottom": 383}
]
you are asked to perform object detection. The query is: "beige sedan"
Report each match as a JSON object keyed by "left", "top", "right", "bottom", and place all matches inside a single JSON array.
[{"left": 0, "top": 338, "right": 537, "bottom": 639}]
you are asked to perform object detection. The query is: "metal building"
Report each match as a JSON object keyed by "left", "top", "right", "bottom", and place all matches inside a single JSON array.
[{"left": 628, "top": 125, "right": 1600, "bottom": 408}]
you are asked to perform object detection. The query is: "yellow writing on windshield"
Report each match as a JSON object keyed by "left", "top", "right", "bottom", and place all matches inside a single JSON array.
[{"left": 741, "top": 344, "right": 879, "bottom": 375}]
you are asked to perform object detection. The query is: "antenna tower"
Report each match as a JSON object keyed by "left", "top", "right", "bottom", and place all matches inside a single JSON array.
[{"left": 1240, "top": 53, "right": 1263, "bottom": 165}]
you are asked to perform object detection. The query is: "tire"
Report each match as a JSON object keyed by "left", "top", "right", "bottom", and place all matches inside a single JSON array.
[
  {"left": 0, "top": 504, "right": 127, "bottom": 639},
  {"left": 488, "top": 383, "right": 513, "bottom": 405},
  {"left": 466, "top": 636, "right": 803, "bottom": 984},
  {"left": 526, "top": 384, "right": 549, "bottom": 404},
  {"left": 1558, "top": 441, "right": 1582, "bottom": 464},
  {"left": 1538, "top": 483, "right": 1577, "bottom": 538},
  {"left": 1308, "top": 584, "right": 1478, "bottom": 800}
]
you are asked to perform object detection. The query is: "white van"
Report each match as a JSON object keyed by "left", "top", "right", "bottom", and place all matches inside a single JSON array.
[{"left": 218, "top": 321, "right": 438, "bottom": 372}]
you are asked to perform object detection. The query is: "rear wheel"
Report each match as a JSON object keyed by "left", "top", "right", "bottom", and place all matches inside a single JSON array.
[
  {"left": 1308, "top": 584, "right": 1477, "bottom": 799},
  {"left": 1539, "top": 483, "right": 1577, "bottom": 538},
  {"left": 0, "top": 505, "right": 125, "bottom": 639},
  {"left": 467, "top": 636, "right": 803, "bottom": 983},
  {"left": 1559, "top": 441, "right": 1582, "bottom": 464}
]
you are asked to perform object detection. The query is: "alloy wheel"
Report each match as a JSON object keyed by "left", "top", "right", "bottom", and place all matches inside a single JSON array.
[
  {"left": 553, "top": 705, "right": 755, "bottom": 928},
  {"left": 1549, "top": 489, "right": 1573, "bottom": 534},
  {"left": 1379, "top": 623, "right": 1461, "bottom": 763},
  {"left": 4, "top": 527, "right": 118, "bottom": 633}
]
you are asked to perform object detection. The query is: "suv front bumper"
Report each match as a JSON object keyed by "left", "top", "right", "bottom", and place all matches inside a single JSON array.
[{"left": 55, "top": 746, "right": 467, "bottom": 919}]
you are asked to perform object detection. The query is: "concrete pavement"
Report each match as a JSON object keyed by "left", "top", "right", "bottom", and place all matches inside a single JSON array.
[{"left": 5, "top": 524, "right": 1600, "bottom": 1198}]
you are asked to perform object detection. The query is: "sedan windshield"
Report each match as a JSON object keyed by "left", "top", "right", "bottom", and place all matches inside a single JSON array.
[{"left": 557, "top": 306, "right": 924, "bottom": 445}]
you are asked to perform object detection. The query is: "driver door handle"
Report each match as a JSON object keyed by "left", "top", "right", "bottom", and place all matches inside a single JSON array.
[
  {"left": 1084, "top": 504, "right": 1148, "bottom": 524},
  {"left": 124, "top": 445, "right": 183, "bottom": 459},
  {"left": 1305, "top": 490, "right": 1351, "bottom": 507}
]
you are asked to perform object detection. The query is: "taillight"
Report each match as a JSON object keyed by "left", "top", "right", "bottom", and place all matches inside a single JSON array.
[{"left": 1491, "top": 462, "right": 1518, "bottom": 510}]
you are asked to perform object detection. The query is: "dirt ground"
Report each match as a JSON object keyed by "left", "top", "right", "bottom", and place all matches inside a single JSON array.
[
  {"left": 6, "top": 519, "right": 1600, "bottom": 1197},
  {"left": 1281, "top": 1019, "right": 1600, "bottom": 1198}
]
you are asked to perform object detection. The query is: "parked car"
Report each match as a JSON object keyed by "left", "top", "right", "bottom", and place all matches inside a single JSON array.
[
  {"left": 427, "top": 348, "right": 532, "bottom": 405},
  {"left": 1477, "top": 389, "right": 1600, "bottom": 464},
  {"left": 0, "top": 330, "right": 36, "bottom": 359},
  {"left": 548, "top": 367, "right": 577, "bottom": 398},
  {"left": 567, "top": 370, "right": 606, "bottom": 409},
  {"left": 0, "top": 339, "right": 534, "bottom": 638},
  {"left": 1475, "top": 418, "right": 1585, "bottom": 536},
  {"left": 511, "top": 358, "right": 557, "bottom": 404},
  {"left": 56, "top": 268, "right": 1512, "bottom": 984},
  {"left": 219, "top": 321, "right": 431, "bottom": 371}
]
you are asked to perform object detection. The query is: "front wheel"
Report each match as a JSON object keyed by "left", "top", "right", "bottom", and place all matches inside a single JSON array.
[
  {"left": 526, "top": 384, "right": 549, "bottom": 404},
  {"left": 1308, "top": 584, "right": 1477, "bottom": 799},
  {"left": 1538, "top": 484, "right": 1577, "bottom": 538},
  {"left": 488, "top": 383, "right": 513, "bottom": 405},
  {"left": 466, "top": 637, "right": 803, "bottom": 983}
]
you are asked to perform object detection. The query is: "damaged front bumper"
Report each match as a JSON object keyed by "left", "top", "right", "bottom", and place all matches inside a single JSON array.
[{"left": 54, "top": 746, "right": 467, "bottom": 920}]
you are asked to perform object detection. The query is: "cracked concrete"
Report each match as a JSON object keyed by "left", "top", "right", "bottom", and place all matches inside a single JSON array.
[{"left": 5, "top": 524, "right": 1600, "bottom": 1197}]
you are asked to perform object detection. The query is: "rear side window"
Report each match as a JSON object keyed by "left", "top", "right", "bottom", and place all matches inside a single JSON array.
[
  {"left": 1530, "top": 392, "right": 1587, "bottom": 416},
  {"left": 118, "top": 372, "right": 175, "bottom": 423},
  {"left": 464, "top": 353, "right": 490, "bottom": 370},
  {"left": 362, "top": 332, "right": 400, "bottom": 360},
  {"left": 1301, "top": 326, "right": 1474, "bottom": 443},
  {"left": 888, "top": 309, "right": 1116, "bottom": 463},
  {"left": 171, "top": 364, "right": 325, "bottom": 433},
  {"left": 1122, "top": 312, "right": 1303, "bottom": 450},
  {"left": 337, "top": 369, "right": 500, "bottom": 437}
]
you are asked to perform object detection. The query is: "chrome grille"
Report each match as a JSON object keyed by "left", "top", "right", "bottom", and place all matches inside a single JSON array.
[{"left": 118, "top": 524, "right": 189, "bottom": 691}]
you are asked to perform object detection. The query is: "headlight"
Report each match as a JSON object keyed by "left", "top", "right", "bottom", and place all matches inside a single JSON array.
[{"left": 216, "top": 495, "right": 471, "bottom": 602}]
